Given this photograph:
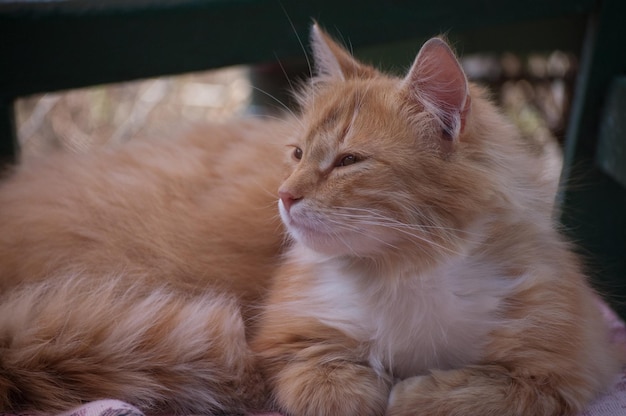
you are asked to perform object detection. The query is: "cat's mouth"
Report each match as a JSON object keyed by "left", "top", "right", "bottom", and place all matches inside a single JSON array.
[
  {"left": 279, "top": 199, "right": 325, "bottom": 235},
  {"left": 278, "top": 199, "right": 384, "bottom": 255},
  {"left": 278, "top": 199, "right": 345, "bottom": 246}
]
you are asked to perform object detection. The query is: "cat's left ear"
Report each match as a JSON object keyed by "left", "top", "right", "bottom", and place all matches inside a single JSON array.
[
  {"left": 310, "top": 23, "right": 377, "bottom": 80},
  {"left": 403, "top": 38, "right": 471, "bottom": 141}
]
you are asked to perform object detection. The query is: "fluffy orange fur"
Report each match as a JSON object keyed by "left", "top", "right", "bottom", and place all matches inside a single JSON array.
[
  {"left": 0, "top": 25, "right": 620, "bottom": 416},
  {"left": 0, "top": 119, "right": 289, "bottom": 413}
]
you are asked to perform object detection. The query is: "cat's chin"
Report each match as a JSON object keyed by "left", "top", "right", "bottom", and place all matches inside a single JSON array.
[
  {"left": 278, "top": 200, "right": 388, "bottom": 257},
  {"left": 295, "top": 234, "right": 378, "bottom": 258},
  {"left": 288, "top": 227, "right": 362, "bottom": 257}
]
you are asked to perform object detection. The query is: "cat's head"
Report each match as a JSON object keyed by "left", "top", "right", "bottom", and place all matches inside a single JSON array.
[{"left": 278, "top": 24, "right": 527, "bottom": 262}]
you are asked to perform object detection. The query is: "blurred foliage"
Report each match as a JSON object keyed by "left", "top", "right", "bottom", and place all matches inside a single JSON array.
[{"left": 15, "top": 67, "right": 251, "bottom": 156}]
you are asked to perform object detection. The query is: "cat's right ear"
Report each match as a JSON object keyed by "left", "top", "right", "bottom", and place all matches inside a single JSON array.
[
  {"left": 310, "top": 23, "right": 377, "bottom": 80},
  {"left": 403, "top": 37, "right": 471, "bottom": 142}
]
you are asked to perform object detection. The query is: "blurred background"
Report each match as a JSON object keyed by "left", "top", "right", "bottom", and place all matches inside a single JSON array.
[{"left": 15, "top": 49, "right": 572, "bottom": 184}]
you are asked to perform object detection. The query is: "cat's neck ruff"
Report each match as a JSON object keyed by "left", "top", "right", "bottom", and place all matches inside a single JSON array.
[{"left": 284, "top": 228, "right": 524, "bottom": 379}]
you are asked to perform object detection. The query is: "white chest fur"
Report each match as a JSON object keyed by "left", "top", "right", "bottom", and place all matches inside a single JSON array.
[{"left": 283, "top": 246, "right": 521, "bottom": 379}]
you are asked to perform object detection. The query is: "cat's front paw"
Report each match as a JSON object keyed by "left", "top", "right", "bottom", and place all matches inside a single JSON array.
[
  {"left": 273, "top": 359, "right": 390, "bottom": 416},
  {"left": 386, "top": 376, "right": 428, "bottom": 416}
]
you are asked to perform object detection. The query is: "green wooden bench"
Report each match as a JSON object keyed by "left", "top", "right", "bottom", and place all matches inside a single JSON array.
[{"left": 0, "top": 0, "right": 624, "bottom": 314}]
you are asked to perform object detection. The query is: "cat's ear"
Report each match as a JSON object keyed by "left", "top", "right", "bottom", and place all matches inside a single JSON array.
[
  {"left": 310, "top": 23, "right": 377, "bottom": 80},
  {"left": 403, "top": 38, "right": 471, "bottom": 141}
]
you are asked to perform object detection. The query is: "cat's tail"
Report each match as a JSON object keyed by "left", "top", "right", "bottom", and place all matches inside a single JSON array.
[{"left": 0, "top": 274, "right": 267, "bottom": 414}]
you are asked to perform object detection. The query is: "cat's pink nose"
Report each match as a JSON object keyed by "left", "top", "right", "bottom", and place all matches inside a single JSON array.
[{"left": 279, "top": 189, "right": 301, "bottom": 213}]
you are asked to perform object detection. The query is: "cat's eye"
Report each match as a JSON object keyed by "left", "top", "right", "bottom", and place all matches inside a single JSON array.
[
  {"left": 292, "top": 147, "right": 303, "bottom": 161},
  {"left": 337, "top": 154, "right": 358, "bottom": 167}
]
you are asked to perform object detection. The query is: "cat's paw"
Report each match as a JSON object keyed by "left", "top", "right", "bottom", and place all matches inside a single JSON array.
[
  {"left": 386, "top": 376, "right": 428, "bottom": 416},
  {"left": 387, "top": 366, "right": 578, "bottom": 416},
  {"left": 273, "top": 359, "right": 390, "bottom": 416}
]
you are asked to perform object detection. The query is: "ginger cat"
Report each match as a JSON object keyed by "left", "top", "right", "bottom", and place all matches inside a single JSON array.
[{"left": 0, "top": 24, "right": 620, "bottom": 416}]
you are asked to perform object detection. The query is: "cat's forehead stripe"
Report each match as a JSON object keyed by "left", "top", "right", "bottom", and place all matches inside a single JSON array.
[
  {"left": 311, "top": 88, "right": 366, "bottom": 144},
  {"left": 344, "top": 98, "right": 362, "bottom": 143}
]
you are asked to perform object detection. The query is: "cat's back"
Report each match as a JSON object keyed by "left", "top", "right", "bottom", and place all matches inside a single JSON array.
[{"left": 0, "top": 117, "right": 292, "bottom": 299}]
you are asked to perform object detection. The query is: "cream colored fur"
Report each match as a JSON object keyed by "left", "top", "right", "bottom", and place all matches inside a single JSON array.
[{"left": 0, "top": 24, "right": 620, "bottom": 416}]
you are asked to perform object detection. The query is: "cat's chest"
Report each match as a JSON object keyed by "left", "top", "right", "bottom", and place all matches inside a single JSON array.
[{"left": 298, "top": 256, "right": 513, "bottom": 379}]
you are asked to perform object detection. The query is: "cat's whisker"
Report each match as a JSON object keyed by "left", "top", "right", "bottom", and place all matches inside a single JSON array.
[
  {"left": 279, "top": 3, "right": 312, "bottom": 79},
  {"left": 334, "top": 208, "right": 486, "bottom": 245},
  {"left": 273, "top": 53, "right": 296, "bottom": 95},
  {"left": 327, "top": 225, "right": 362, "bottom": 256},
  {"left": 330, "top": 208, "right": 475, "bottom": 239},
  {"left": 252, "top": 112, "right": 294, "bottom": 124},
  {"left": 322, "top": 211, "right": 463, "bottom": 256},
  {"left": 372, "top": 225, "right": 462, "bottom": 255},
  {"left": 323, "top": 217, "right": 401, "bottom": 251},
  {"left": 249, "top": 86, "right": 303, "bottom": 126},
  {"left": 248, "top": 189, "right": 280, "bottom": 209}
]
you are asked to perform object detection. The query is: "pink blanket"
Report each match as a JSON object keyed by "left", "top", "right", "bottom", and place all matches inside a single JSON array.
[{"left": 2, "top": 302, "right": 625, "bottom": 416}]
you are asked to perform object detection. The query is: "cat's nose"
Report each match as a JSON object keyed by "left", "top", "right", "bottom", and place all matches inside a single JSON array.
[{"left": 279, "top": 189, "right": 302, "bottom": 213}]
